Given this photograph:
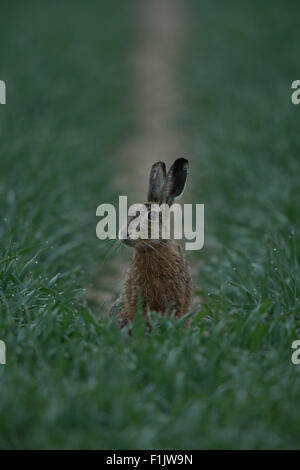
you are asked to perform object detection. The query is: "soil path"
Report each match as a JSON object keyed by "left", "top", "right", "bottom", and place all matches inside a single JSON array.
[
  {"left": 122, "top": 0, "right": 186, "bottom": 196},
  {"left": 88, "top": 0, "right": 188, "bottom": 314}
]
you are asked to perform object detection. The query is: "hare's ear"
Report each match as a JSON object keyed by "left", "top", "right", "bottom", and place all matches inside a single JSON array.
[
  {"left": 160, "top": 158, "right": 189, "bottom": 205},
  {"left": 147, "top": 161, "right": 166, "bottom": 202}
]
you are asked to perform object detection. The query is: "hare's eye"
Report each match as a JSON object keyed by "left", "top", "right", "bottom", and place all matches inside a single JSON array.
[{"left": 148, "top": 211, "right": 158, "bottom": 220}]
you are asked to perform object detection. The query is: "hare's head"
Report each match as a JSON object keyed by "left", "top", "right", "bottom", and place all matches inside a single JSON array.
[{"left": 119, "top": 158, "right": 189, "bottom": 249}]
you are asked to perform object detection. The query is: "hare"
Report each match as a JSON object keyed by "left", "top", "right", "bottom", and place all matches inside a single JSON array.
[{"left": 110, "top": 158, "right": 193, "bottom": 328}]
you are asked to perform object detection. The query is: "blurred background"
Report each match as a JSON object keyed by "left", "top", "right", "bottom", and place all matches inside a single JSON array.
[{"left": 0, "top": 0, "right": 300, "bottom": 449}]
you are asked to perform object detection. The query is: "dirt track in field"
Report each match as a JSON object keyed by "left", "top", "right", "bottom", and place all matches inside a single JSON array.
[
  {"left": 88, "top": 0, "right": 188, "bottom": 314},
  {"left": 121, "top": 0, "right": 186, "bottom": 196}
]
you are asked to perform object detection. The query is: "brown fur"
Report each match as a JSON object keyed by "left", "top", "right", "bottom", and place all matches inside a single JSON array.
[
  {"left": 113, "top": 240, "right": 193, "bottom": 328},
  {"left": 110, "top": 158, "right": 193, "bottom": 328}
]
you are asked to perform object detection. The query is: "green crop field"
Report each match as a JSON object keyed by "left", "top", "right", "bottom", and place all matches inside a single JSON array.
[{"left": 0, "top": 0, "right": 300, "bottom": 449}]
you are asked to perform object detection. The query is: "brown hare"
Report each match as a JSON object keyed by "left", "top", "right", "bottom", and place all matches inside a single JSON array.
[{"left": 110, "top": 158, "right": 193, "bottom": 328}]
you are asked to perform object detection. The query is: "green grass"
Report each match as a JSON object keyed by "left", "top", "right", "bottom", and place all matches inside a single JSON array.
[
  {"left": 1, "top": 0, "right": 300, "bottom": 449},
  {"left": 180, "top": 0, "right": 300, "bottom": 448}
]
